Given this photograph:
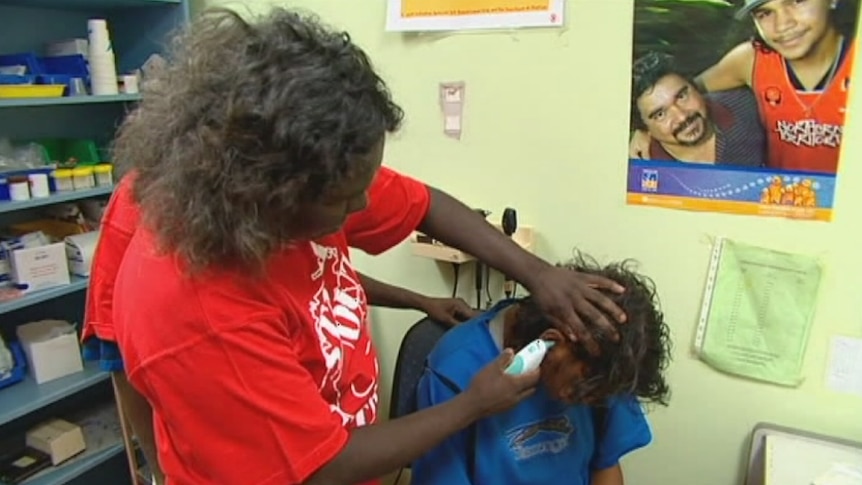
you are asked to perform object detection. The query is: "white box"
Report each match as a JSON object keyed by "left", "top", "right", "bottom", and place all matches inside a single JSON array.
[
  {"left": 65, "top": 231, "right": 99, "bottom": 277},
  {"left": 0, "top": 231, "right": 50, "bottom": 287},
  {"left": 16, "top": 320, "right": 83, "bottom": 384},
  {"left": 44, "top": 39, "right": 89, "bottom": 59},
  {"left": 26, "top": 419, "right": 86, "bottom": 465},
  {"left": 8, "top": 242, "right": 70, "bottom": 291}
]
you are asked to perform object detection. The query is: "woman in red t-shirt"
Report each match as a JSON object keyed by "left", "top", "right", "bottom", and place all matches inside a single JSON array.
[
  {"left": 90, "top": 7, "right": 626, "bottom": 485},
  {"left": 84, "top": 173, "right": 481, "bottom": 483}
]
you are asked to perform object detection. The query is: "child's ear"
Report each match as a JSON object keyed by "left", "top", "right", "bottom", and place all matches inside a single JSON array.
[{"left": 540, "top": 328, "right": 565, "bottom": 345}]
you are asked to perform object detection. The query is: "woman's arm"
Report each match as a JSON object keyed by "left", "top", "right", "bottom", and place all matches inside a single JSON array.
[
  {"left": 307, "top": 349, "right": 539, "bottom": 485},
  {"left": 145, "top": 318, "right": 539, "bottom": 485},
  {"left": 695, "top": 42, "right": 756, "bottom": 93},
  {"left": 591, "top": 464, "right": 624, "bottom": 485},
  {"left": 357, "top": 272, "right": 477, "bottom": 325},
  {"left": 358, "top": 272, "right": 426, "bottom": 310},
  {"left": 418, "top": 187, "right": 625, "bottom": 349}
]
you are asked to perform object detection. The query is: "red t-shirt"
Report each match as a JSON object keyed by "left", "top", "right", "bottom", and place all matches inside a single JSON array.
[
  {"left": 82, "top": 173, "right": 140, "bottom": 343},
  {"left": 111, "top": 167, "right": 430, "bottom": 485}
]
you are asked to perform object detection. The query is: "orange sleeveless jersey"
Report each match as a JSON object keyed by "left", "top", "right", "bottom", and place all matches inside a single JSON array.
[{"left": 752, "top": 41, "right": 855, "bottom": 174}]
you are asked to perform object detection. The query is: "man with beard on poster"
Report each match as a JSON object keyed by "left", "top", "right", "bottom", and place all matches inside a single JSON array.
[
  {"left": 630, "top": 0, "right": 857, "bottom": 174},
  {"left": 631, "top": 51, "right": 766, "bottom": 166}
]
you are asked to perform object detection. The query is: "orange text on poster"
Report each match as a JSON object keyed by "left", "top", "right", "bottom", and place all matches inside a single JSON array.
[
  {"left": 401, "top": 0, "right": 551, "bottom": 17},
  {"left": 626, "top": 194, "right": 832, "bottom": 222}
]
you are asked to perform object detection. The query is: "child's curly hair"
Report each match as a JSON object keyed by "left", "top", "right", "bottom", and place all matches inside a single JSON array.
[
  {"left": 114, "top": 7, "right": 403, "bottom": 271},
  {"left": 512, "top": 254, "right": 672, "bottom": 406}
]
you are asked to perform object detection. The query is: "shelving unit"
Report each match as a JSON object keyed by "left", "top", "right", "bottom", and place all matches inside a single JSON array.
[
  {"left": 0, "top": 94, "right": 141, "bottom": 109},
  {"left": 13, "top": 403, "right": 125, "bottom": 485},
  {"left": 0, "top": 187, "right": 113, "bottom": 214},
  {"left": 0, "top": 362, "right": 109, "bottom": 425},
  {"left": 22, "top": 442, "right": 125, "bottom": 485},
  {"left": 0, "top": 0, "right": 188, "bottom": 483}
]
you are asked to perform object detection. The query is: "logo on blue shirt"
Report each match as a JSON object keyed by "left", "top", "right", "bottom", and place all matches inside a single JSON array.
[{"left": 505, "top": 415, "right": 574, "bottom": 461}]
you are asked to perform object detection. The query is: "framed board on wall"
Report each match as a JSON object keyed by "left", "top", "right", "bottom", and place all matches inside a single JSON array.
[
  {"left": 385, "top": 0, "right": 565, "bottom": 32},
  {"left": 745, "top": 422, "right": 862, "bottom": 485}
]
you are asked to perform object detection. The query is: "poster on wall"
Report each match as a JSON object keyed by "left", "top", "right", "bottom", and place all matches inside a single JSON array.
[
  {"left": 625, "top": 0, "right": 860, "bottom": 222},
  {"left": 385, "top": 0, "right": 565, "bottom": 32}
]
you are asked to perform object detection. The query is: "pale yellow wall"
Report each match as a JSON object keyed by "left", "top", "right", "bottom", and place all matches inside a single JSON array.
[{"left": 203, "top": 1, "right": 862, "bottom": 483}]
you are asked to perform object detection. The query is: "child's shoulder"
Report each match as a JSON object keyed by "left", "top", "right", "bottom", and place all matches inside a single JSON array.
[
  {"left": 604, "top": 394, "right": 646, "bottom": 415},
  {"left": 428, "top": 319, "right": 493, "bottom": 365},
  {"left": 426, "top": 316, "right": 498, "bottom": 389}
]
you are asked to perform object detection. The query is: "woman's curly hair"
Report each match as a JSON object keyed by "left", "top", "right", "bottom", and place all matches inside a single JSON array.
[
  {"left": 114, "top": 7, "right": 403, "bottom": 271},
  {"left": 512, "top": 254, "right": 672, "bottom": 406}
]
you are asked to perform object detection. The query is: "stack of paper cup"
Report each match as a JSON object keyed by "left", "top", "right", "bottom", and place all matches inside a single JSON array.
[{"left": 87, "top": 19, "right": 119, "bottom": 95}]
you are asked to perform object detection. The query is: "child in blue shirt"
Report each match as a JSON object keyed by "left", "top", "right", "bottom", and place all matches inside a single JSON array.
[{"left": 412, "top": 255, "right": 672, "bottom": 485}]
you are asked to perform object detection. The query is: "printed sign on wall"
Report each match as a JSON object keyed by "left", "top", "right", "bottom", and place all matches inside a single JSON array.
[
  {"left": 385, "top": 0, "right": 565, "bottom": 32},
  {"left": 626, "top": 0, "right": 860, "bottom": 221}
]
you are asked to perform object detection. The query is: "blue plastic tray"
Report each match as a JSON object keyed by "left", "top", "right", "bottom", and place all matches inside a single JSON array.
[{"left": 0, "top": 341, "right": 27, "bottom": 390}]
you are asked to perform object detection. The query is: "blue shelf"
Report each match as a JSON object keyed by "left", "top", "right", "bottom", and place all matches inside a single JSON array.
[
  {"left": 15, "top": 443, "right": 124, "bottom": 485},
  {"left": 0, "top": 402, "right": 125, "bottom": 485},
  {"left": 0, "top": 0, "right": 178, "bottom": 9},
  {"left": 0, "top": 186, "right": 113, "bottom": 214},
  {"left": 0, "top": 360, "right": 109, "bottom": 426},
  {"left": 0, "top": 0, "right": 188, "bottom": 481},
  {"left": 0, "top": 276, "right": 89, "bottom": 315},
  {"left": 0, "top": 94, "right": 140, "bottom": 109}
]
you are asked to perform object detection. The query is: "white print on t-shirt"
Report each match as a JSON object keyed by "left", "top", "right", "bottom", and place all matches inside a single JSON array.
[
  {"left": 505, "top": 415, "right": 574, "bottom": 461},
  {"left": 308, "top": 242, "right": 379, "bottom": 427},
  {"left": 774, "top": 118, "right": 842, "bottom": 148},
  {"left": 311, "top": 242, "right": 339, "bottom": 280}
]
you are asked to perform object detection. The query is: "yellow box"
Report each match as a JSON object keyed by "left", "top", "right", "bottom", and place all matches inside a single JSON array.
[{"left": 0, "top": 85, "right": 65, "bottom": 98}]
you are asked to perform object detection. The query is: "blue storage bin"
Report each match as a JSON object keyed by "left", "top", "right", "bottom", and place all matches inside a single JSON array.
[
  {"left": 0, "top": 52, "right": 44, "bottom": 75},
  {"left": 38, "top": 54, "right": 89, "bottom": 79},
  {"left": 0, "top": 174, "right": 9, "bottom": 201},
  {"left": 0, "top": 74, "right": 36, "bottom": 85},
  {"left": 0, "top": 341, "right": 27, "bottom": 391}
]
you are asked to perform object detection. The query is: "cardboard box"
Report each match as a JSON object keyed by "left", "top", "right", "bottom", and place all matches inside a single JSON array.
[
  {"left": 7, "top": 242, "right": 70, "bottom": 291},
  {"left": 16, "top": 320, "right": 83, "bottom": 384},
  {"left": 65, "top": 231, "right": 99, "bottom": 277},
  {"left": 0, "top": 232, "right": 48, "bottom": 288},
  {"left": 26, "top": 419, "right": 86, "bottom": 465},
  {"left": 44, "top": 39, "right": 89, "bottom": 60}
]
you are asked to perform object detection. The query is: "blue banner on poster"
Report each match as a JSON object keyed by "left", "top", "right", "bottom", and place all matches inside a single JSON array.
[{"left": 626, "top": 160, "right": 836, "bottom": 221}]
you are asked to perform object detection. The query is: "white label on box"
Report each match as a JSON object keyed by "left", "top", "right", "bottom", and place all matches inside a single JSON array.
[{"left": 9, "top": 242, "right": 70, "bottom": 291}]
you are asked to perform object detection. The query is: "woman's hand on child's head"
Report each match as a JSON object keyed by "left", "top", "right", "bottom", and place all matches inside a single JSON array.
[
  {"left": 525, "top": 265, "right": 626, "bottom": 355},
  {"left": 465, "top": 349, "right": 540, "bottom": 418}
]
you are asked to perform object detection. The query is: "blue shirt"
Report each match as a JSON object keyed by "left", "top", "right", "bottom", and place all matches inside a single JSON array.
[{"left": 412, "top": 301, "right": 653, "bottom": 485}]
